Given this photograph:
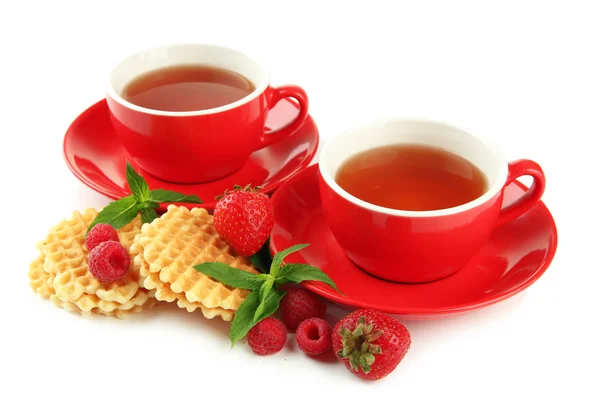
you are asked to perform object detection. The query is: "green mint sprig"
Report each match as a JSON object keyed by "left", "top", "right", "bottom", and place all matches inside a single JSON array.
[
  {"left": 87, "top": 161, "right": 202, "bottom": 232},
  {"left": 194, "top": 243, "right": 340, "bottom": 346}
]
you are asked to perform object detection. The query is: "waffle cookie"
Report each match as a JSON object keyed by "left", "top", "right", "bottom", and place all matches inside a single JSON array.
[
  {"left": 29, "top": 209, "right": 156, "bottom": 317},
  {"left": 135, "top": 253, "right": 234, "bottom": 321},
  {"left": 131, "top": 205, "right": 259, "bottom": 320},
  {"left": 29, "top": 251, "right": 156, "bottom": 318}
]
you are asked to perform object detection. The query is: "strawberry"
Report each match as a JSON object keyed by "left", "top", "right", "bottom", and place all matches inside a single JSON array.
[
  {"left": 332, "top": 309, "right": 411, "bottom": 381},
  {"left": 214, "top": 185, "right": 274, "bottom": 256}
]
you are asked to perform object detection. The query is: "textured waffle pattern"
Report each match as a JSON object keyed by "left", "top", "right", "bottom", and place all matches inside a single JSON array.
[
  {"left": 40, "top": 209, "right": 147, "bottom": 307},
  {"left": 131, "top": 205, "right": 258, "bottom": 319},
  {"left": 29, "top": 250, "right": 156, "bottom": 318},
  {"left": 29, "top": 209, "right": 156, "bottom": 317},
  {"left": 29, "top": 255, "right": 56, "bottom": 299},
  {"left": 134, "top": 251, "right": 234, "bottom": 321}
]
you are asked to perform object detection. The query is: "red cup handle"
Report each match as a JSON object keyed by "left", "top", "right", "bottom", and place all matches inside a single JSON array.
[
  {"left": 496, "top": 159, "right": 546, "bottom": 227},
  {"left": 257, "top": 85, "right": 309, "bottom": 150}
]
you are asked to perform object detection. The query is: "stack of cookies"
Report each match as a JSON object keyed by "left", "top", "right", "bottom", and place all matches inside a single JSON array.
[
  {"left": 28, "top": 205, "right": 258, "bottom": 321},
  {"left": 28, "top": 209, "right": 156, "bottom": 318},
  {"left": 131, "top": 205, "right": 259, "bottom": 321}
]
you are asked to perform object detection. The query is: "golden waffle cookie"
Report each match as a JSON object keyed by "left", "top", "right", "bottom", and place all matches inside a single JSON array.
[
  {"left": 41, "top": 209, "right": 146, "bottom": 307},
  {"left": 134, "top": 252, "right": 234, "bottom": 321},
  {"left": 29, "top": 255, "right": 55, "bottom": 299},
  {"left": 131, "top": 205, "right": 258, "bottom": 319},
  {"left": 28, "top": 251, "right": 156, "bottom": 318}
]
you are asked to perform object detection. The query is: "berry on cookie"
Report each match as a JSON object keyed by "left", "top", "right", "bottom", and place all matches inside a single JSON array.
[
  {"left": 85, "top": 223, "right": 119, "bottom": 252},
  {"left": 88, "top": 240, "right": 130, "bottom": 283}
]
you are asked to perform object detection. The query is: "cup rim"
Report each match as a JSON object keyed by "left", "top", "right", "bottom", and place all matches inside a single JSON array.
[
  {"left": 105, "top": 43, "right": 271, "bottom": 117},
  {"left": 318, "top": 117, "right": 509, "bottom": 217}
]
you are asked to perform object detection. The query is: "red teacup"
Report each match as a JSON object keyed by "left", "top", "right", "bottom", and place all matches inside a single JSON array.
[
  {"left": 106, "top": 44, "right": 308, "bottom": 184},
  {"left": 318, "top": 119, "right": 546, "bottom": 283}
]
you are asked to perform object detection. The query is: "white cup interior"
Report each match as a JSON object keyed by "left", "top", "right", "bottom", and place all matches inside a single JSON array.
[
  {"left": 319, "top": 119, "right": 509, "bottom": 217},
  {"left": 106, "top": 44, "right": 270, "bottom": 116}
]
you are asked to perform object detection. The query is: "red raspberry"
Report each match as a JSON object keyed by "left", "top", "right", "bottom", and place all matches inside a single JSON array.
[
  {"left": 247, "top": 317, "right": 287, "bottom": 355},
  {"left": 88, "top": 241, "right": 130, "bottom": 283},
  {"left": 296, "top": 318, "right": 332, "bottom": 356},
  {"left": 280, "top": 288, "right": 327, "bottom": 330},
  {"left": 86, "top": 224, "right": 119, "bottom": 252}
]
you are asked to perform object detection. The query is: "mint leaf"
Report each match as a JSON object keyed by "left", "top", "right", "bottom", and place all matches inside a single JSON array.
[
  {"left": 140, "top": 207, "right": 159, "bottom": 224},
  {"left": 86, "top": 164, "right": 203, "bottom": 235},
  {"left": 87, "top": 195, "right": 139, "bottom": 233},
  {"left": 254, "top": 277, "right": 274, "bottom": 321},
  {"left": 258, "top": 276, "right": 274, "bottom": 301},
  {"left": 193, "top": 262, "right": 265, "bottom": 290},
  {"left": 230, "top": 288, "right": 287, "bottom": 346},
  {"left": 140, "top": 200, "right": 160, "bottom": 209},
  {"left": 198, "top": 242, "right": 338, "bottom": 347},
  {"left": 276, "top": 263, "right": 339, "bottom": 291},
  {"left": 149, "top": 189, "right": 202, "bottom": 203},
  {"left": 249, "top": 239, "right": 273, "bottom": 274},
  {"left": 126, "top": 161, "right": 150, "bottom": 202},
  {"left": 270, "top": 243, "right": 309, "bottom": 278},
  {"left": 255, "top": 287, "right": 286, "bottom": 323},
  {"left": 230, "top": 290, "right": 260, "bottom": 346}
]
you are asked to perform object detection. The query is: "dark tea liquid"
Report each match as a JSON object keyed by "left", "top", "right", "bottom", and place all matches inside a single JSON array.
[
  {"left": 122, "top": 64, "right": 255, "bottom": 112},
  {"left": 335, "top": 144, "right": 487, "bottom": 211}
]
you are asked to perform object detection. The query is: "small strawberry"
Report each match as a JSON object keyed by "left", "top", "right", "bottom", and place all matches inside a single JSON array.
[
  {"left": 333, "top": 309, "right": 411, "bottom": 381},
  {"left": 214, "top": 185, "right": 274, "bottom": 256}
]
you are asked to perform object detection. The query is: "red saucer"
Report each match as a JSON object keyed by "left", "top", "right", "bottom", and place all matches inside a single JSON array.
[
  {"left": 64, "top": 99, "right": 319, "bottom": 211},
  {"left": 270, "top": 165, "right": 558, "bottom": 316}
]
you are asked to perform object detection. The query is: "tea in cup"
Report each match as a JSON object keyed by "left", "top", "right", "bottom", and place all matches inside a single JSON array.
[
  {"left": 318, "top": 119, "right": 545, "bottom": 283},
  {"left": 106, "top": 44, "right": 309, "bottom": 184}
]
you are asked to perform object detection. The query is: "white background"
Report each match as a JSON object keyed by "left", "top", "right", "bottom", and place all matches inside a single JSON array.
[{"left": 1, "top": 1, "right": 598, "bottom": 402}]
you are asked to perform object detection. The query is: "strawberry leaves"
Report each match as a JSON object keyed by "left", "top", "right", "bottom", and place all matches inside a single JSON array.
[
  {"left": 337, "top": 316, "right": 384, "bottom": 374},
  {"left": 194, "top": 243, "right": 341, "bottom": 346},
  {"left": 87, "top": 161, "right": 202, "bottom": 233}
]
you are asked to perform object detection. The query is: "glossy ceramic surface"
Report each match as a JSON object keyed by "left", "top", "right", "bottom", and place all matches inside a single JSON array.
[
  {"left": 317, "top": 118, "right": 546, "bottom": 283},
  {"left": 105, "top": 43, "right": 309, "bottom": 183},
  {"left": 64, "top": 99, "right": 319, "bottom": 211},
  {"left": 270, "top": 165, "right": 557, "bottom": 316},
  {"left": 319, "top": 159, "right": 545, "bottom": 283}
]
